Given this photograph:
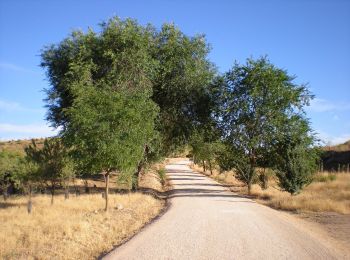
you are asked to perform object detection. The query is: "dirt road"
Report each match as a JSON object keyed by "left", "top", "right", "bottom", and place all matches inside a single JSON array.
[{"left": 105, "top": 159, "right": 344, "bottom": 260}]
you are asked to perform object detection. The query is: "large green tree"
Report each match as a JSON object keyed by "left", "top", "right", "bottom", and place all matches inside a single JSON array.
[
  {"left": 41, "top": 18, "right": 158, "bottom": 210},
  {"left": 216, "top": 57, "right": 315, "bottom": 194},
  {"left": 151, "top": 24, "right": 215, "bottom": 153}
]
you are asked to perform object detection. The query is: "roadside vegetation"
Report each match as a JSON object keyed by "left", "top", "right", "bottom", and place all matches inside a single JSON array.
[
  {"left": 0, "top": 192, "right": 164, "bottom": 259},
  {"left": 192, "top": 163, "right": 350, "bottom": 214}
]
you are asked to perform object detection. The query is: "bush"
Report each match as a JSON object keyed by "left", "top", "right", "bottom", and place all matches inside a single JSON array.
[{"left": 314, "top": 173, "right": 337, "bottom": 183}]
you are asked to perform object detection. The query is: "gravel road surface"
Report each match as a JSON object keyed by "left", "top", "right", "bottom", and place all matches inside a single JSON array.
[{"left": 105, "top": 159, "right": 343, "bottom": 260}]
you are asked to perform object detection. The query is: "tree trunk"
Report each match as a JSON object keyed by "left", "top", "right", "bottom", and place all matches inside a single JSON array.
[
  {"left": 248, "top": 182, "right": 252, "bottom": 195},
  {"left": 132, "top": 162, "right": 143, "bottom": 191},
  {"left": 64, "top": 186, "right": 69, "bottom": 200},
  {"left": 51, "top": 182, "right": 55, "bottom": 205},
  {"left": 84, "top": 180, "right": 90, "bottom": 194},
  {"left": 27, "top": 184, "right": 32, "bottom": 214},
  {"left": 261, "top": 168, "right": 268, "bottom": 190},
  {"left": 248, "top": 152, "right": 256, "bottom": 196},
  {"left": 208, "top": 160, "right": 213, "bottom": 175},
  {"left": 132, "top": 145, "right": 148, "bottom": 191},
  {"left": 2, "top": 184, "right": 8, "bottom": 201},
  {"left": 104, "top": 173, "right": 110, "bottom": 211},
  {"left": 73, "top": 178, "right": 79, "bottom": 196},
  {"left": 202, "top": 160, "right": 206, "bottom": 172}
]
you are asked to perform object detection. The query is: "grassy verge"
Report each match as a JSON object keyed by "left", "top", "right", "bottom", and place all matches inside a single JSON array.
[
  {"left": 191, "top": 164, "right": 350, "bottom": 214},
  {"left": 0, "top": 162, "right": 168, "bottom": 260}
]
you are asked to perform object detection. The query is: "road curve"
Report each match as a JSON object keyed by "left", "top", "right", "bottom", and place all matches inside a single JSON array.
[{"left": 104, "top": 159, "right": 342, "bottom": 260}]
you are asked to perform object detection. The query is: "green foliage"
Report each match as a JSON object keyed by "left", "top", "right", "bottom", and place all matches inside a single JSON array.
[
  {"left": 0, "top": 150, "right": 39, "bottom": 196},
  {"left": 150, "top": 23, "right": 216, "bottom": 154},
  {"left": 257, "top": 168, "right": 274, "bottom": 190},
  {"left": 64, "top": 86, "right": 158, "bottom": 175},
  {"left": 214, "top": 143, "right": 236, "bottom": 173},
  {"left": 190, "top": 131, "right": 223, "bottom": 173},
  {"left": 215, "top": 57, "right": 315, "bottom": 193},
  {"left": 314, "top": 174, "right": 336, "bottom": 183},
  {"left": 274, "top": 144, "right": 318, "bottom": 195},
  {"left": 41, "top": 17, "right": 159, "bottom": 177},
  {"left": 273, "top": 113, "right": 319, "bottom": 194},
  {"left": 38, "top": 17, "right": 320, "bottom": 199},
  {"left": 0, "top": 150, "right": 23, "bottom": 194},
  {"left": 41, "top": 17, "right": 215, "bottom": 158},
  {"left": 25, "top": 138, "right": 73, "bottom": 203}
]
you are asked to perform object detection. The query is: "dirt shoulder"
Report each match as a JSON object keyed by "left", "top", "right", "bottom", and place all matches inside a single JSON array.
[{"left": 297, "top": 211, "right": 350, "bottom": 254}]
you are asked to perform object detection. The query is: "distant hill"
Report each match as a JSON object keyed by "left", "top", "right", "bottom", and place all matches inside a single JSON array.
[
  {"left": 0, "top": 138, "right": 45, "bottom": 155},
  {"left": 1, "top": 137, "right": 349, "bottom": 172},
  {"left": 324, "top": 140, "right": 350, "bottom": 152},
  {"left": 322, "top": 140, "right": 350, "bottom": 172}
]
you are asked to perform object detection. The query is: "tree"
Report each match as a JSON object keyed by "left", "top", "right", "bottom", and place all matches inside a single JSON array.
[
  {"left": 190, "top": 131, "right": 223, "bottom": 174},
  {"left": 216, "top": 57, "right": 314, "bottom": 194},
  {"left": 64, "top": 86, "right": 157, "bottom": 210},
  {"left": 273, "top": 117, "right": 319, "bottom": 195},
  {"left": 151, "top": 24, "right": 215, "bottom": 154},
  {"left": 41, "top": 17, "right": 158, "bottom": 210},
  {"left": 25, "top": 138, "right": 73, "bottom": 204},
  {"left": 0, "top": 150, "right": 23, "bottom": 200},
  {"left": 16, "top": 160, "right": 39, "bottom": 213}
]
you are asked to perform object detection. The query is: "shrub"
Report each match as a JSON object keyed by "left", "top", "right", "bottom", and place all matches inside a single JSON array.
[{"left": 314, "top": 173, "right": 337, "bottom": 183}]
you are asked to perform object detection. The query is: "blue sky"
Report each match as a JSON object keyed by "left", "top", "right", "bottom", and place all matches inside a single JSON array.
[{"left": 0, "top": 0, "right": 349, "bottom": 144}]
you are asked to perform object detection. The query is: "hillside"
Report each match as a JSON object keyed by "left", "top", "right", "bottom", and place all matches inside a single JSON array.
[
  {"left": 0, "top": 138, "right": 45, "bottom": 155},
  {"left": 322, "top": 140, "right": 350, "bottom": 171}
]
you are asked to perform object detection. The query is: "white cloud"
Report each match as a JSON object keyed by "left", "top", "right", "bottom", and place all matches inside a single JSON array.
[
  {"left": 315, "top": 130, "right": 350, "bottom": 146},
  {"left": 308, "top": 98, "right": 350, "bottom": 112},
  {"left": 0, "top": 62, "right": 37, "bottom": 74},
  {"left": 0, "top": 99, "right": 43, "bottom": 113},
  {"left": 0, "top": 123, "right": 59, "bottom": 140}
]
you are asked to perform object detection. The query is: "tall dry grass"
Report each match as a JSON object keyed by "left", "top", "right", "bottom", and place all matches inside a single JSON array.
[
  {"left": 250, "top": 173, "right": 350, "bottom": 214},
  {"left": 192, "top": 164, "right": 350, "bottom": 214},
  {"left": 0, "top": 193, "right": 164, "bottom": 259}
]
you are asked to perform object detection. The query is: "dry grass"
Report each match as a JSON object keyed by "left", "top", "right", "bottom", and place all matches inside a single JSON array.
[
  {"left": 0, "top": 161, "right": 168, "bottom": 260},
  {"left": 139, "top": 161, "right": 169, "bottom": 193},
  {"left": 251, "top": 173, "right": 350, "bottom": 214},
  {"left": 192, "top": 164, "right": 350, "bottom": 214},
  {"left": 0, "top": 193, "right": 164, "bottom": 260},
  {"left": 0, "top": 138, "right": 44, "bottom": 155}
]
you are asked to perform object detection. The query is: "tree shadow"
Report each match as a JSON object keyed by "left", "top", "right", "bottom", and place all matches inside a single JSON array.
[
  {"left": 166, "top": 169, "right": 195, "bottom": 174},
  {"left": 177, "top": 183, "right": 232, "bottom": 187},
  {"left": 168, "top": 178, "right": 206, "bottom": 181},
  {"left": 0, "top": 201, "right": 27, "bottom": 209},
  {"left": 169, "top": 174, "right": 203, "bottom": 177}
]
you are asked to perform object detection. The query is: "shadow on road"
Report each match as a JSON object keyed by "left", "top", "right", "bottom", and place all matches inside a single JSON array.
[{"left": 163, "top": 167, "right": 253, "bottom": 200}]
